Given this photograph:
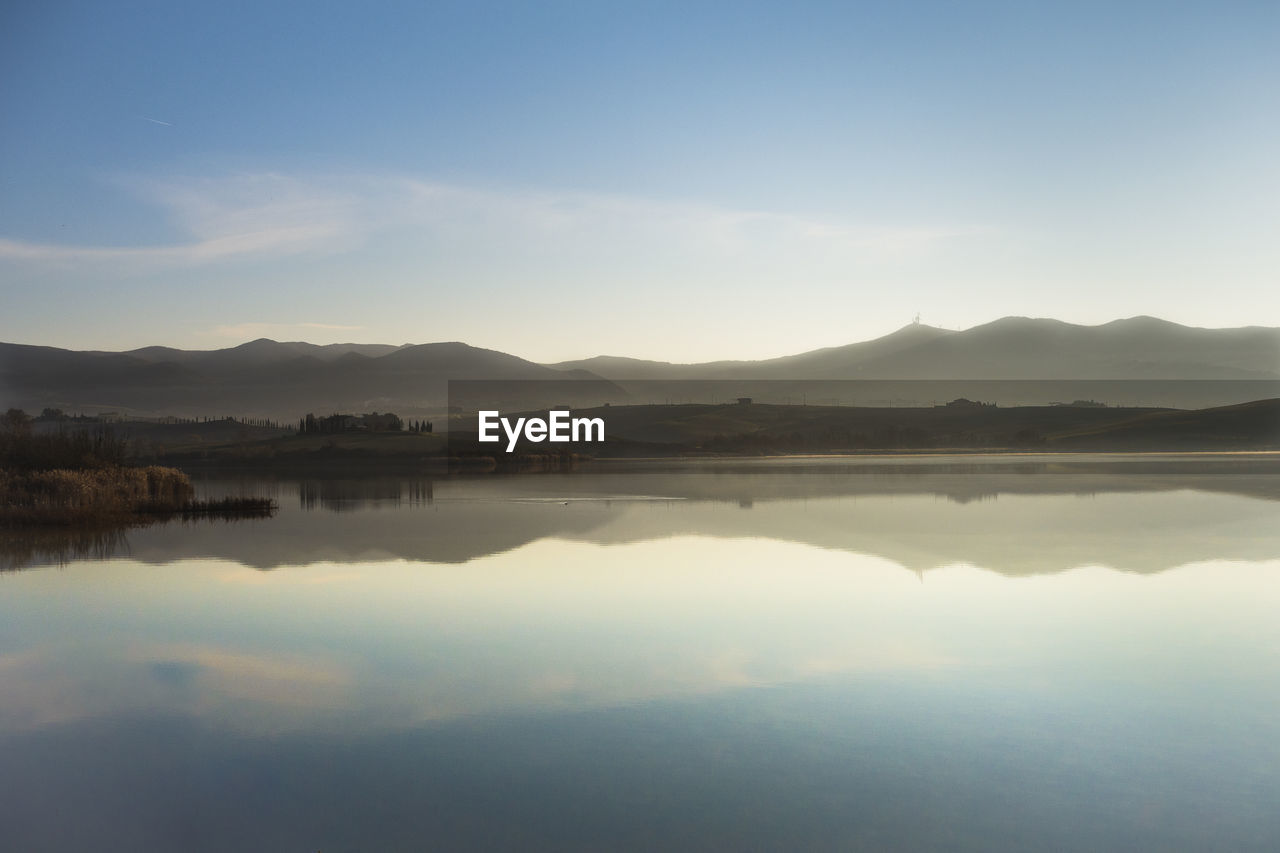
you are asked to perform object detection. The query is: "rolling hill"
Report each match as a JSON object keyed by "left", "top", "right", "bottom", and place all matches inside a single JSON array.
[
  {"left": 0, "top": 339, "right": 615, "bottom": 420},
  {"left": 548, "top": 316, "right": 1280, "bottom": 380},
  {"left": 2, "top": 316, "right": 1277, "bottom": 419}
]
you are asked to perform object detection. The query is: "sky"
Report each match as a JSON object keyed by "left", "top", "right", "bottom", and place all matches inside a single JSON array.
[{"left": 1, "top": 0, "right": 1277, "bottom": 363}]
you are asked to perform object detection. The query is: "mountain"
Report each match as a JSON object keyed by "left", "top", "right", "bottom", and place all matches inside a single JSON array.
[
  {"left": 844, "top": 317, "right": 1280, "bottom": 380},
  {"left": 548, "top": 323, "right": 955, "bottom": 379},
  {"left": 549, "top": 317, "right": 1280, "bottom": 380},
  {"left": 0, "top": 339, "right": 614, "bottom": 420},
  {"left": 112, "top": 339, "right": 408, "bottom": 370},
  {"left": 2, "top": 317, "right": 1277, "bottom": 419}
]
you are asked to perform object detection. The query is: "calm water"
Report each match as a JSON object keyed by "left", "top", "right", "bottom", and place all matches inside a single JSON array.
[{"left": 2, "top": 455, "right": 1278, "bottom": 851}]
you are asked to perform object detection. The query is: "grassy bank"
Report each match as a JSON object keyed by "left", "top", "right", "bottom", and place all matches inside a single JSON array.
[{"left": 0, "top": 465, "right": 274, "bottom": 525}]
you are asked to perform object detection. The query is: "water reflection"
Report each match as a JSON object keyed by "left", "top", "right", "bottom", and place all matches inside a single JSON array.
[
  {"left": 298, "top": 477, "right": 434, "bottom": 511},
  {"left": 1, "top": 456, "right": 1278, "bottom": 850},
  {"left": 4, "top": 539, "right": 1278, "bottom": 733},
  {"left": 5, "top": 455, "right": 1277, "bottom": 575},
  {"left": 2, "top": 544, "right": 1278, "bottom": 849},
  {"left": 0, "top": 525, "right": 132, "bottom": 571}
]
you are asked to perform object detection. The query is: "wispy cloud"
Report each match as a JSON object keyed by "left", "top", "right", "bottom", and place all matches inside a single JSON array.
[
  {"left": 394, "top": 179, "right": 986, "bottom": 258},
  {"left": 0, "top": 225, "right": 344, "bottom": 266},
  {"left": 0, "top": 171, "right": 992, "bottom": 276},
  {"left": 0, "top": 173, "right": 362, "bottom": 269}
]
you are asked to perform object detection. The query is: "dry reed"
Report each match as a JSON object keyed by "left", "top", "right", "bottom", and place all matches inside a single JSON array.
[{"left": 0, "top": 465, "right": 198, "bottom": 525}]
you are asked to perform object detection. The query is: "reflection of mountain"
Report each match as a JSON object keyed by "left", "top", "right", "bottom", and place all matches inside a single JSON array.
[{"left": 7, "top": 457, "right": 1277, "bottom": 575}]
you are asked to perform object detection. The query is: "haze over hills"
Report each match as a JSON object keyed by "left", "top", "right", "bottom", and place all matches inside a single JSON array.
[
  {"left": 1, "top": 316, "right": 1277, "bottom": 419},
  {"left": 103, "top": 340, "right": 410, "bottom": 369},
  {"left": 0, "top": 338, "right": 614, "bottom": 419},
  {"left": 549, "top": 316, "right": 1280, "bottom": 380}
]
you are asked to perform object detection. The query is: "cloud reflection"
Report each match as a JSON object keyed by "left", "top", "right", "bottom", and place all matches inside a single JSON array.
[{"left": 3, "top": 533, "right": 1276, "bottom": 739}]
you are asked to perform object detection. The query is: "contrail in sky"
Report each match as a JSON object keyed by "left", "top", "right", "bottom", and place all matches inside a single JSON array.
[{"left": 139, "top": 116, "right": 173, "bottom": 126}]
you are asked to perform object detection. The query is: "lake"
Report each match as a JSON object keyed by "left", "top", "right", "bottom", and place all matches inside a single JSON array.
[{"left": 2, "top": 454, "right": 1278, "bottom": 851}]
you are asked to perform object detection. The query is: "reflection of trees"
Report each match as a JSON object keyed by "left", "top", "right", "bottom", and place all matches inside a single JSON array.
[
  {"left": 298, "top": 478, "right": 434, "bottom": 511},
  {"left": 0, "top": 525, "right": 132, "bottom": 571},
  {"left": 406, "top": 479, "right": 434, "bottom": 507},
  {"left": 7, "top": 460, "right": 1277, "bottom": 575}
]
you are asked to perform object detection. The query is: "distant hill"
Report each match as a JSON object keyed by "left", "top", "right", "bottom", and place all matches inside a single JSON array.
[
  {"left": 1051, "top": 398, "right": 1280, "bottom": 449},
  {"left": 108, "top": 339, "right": 409, "bottom": 368},
  {"left": 0, "top": 339, "right": 615, "bottom": 420},
  {"left": 549, "top": 317, "right": 1280, "bottom": 380},
  {"left": 448, "top": 398, "right": 1278, "bottom": 452},
  {"left": 2, "top": 316, "right": 1277, "bottom": 419}
]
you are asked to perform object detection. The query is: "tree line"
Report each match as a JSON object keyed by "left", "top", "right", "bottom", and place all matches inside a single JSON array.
[{"left": 297, "top": 412, "right": 432, "bottom": 434}]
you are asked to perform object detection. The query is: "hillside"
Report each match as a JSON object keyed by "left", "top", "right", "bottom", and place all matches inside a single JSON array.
[
  {"left": 1051, "top": 398, "right": 1280, "bottom": 449},
  {"left": 3, "top": 316, "right": 1276, "bottom": 420},
  {"left": 549, "top": 317, "right": 1280, "bottom": 380},
  {"left": 0, "top": 340, "right": 615, "bottom": 421},
  {"left": 446, "top": 399, "right": 1280, "bottom": 454}
]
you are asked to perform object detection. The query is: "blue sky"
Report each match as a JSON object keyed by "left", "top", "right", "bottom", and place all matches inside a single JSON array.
[{"left": 1, "top": 0, "right": 1276, "bottom": 361}]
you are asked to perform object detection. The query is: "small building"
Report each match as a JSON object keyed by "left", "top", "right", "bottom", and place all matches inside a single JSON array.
[{"left": 736, "top": 397, "right": 753, "bottom": 406}]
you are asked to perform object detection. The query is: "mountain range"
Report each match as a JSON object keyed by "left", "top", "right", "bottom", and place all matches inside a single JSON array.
[
  {"left": 549, "top": 316, "right": 1280, "bottom": 380},
  {"left": 2, "top": 316, "right": 1277, "bottom": 419}
]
